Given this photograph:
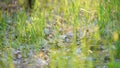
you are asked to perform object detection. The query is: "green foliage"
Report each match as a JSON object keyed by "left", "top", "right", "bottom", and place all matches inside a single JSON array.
[{"left": 0, "top": 0, "right": 120, "bottom": 68}]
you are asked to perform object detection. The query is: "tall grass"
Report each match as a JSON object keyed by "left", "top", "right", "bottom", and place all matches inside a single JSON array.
[
  {"left": 0, "top": 0, "right": 120, "bottom": 68},
  {"left": 98, "top": 0, "right": 120, "bottom": 68}
]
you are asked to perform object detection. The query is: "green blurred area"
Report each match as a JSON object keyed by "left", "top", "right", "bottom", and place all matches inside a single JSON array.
[{"left": 0, "top": 0, "right": 120, "bottom": 68}]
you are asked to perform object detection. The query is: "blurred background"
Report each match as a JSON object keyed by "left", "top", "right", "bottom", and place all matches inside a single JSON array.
[{"left": 0, "top": 0, "right": 120, "bottom": 68}]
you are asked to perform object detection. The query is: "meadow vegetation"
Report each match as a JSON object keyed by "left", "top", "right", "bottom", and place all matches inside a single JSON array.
[{"left": 0, "top": 0, "right": 120, "bottom": 68}]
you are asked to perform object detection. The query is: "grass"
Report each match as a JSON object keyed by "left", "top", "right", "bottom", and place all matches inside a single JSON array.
[{"left": 0, "top": 0, "right": 120, "bottom": 68}]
